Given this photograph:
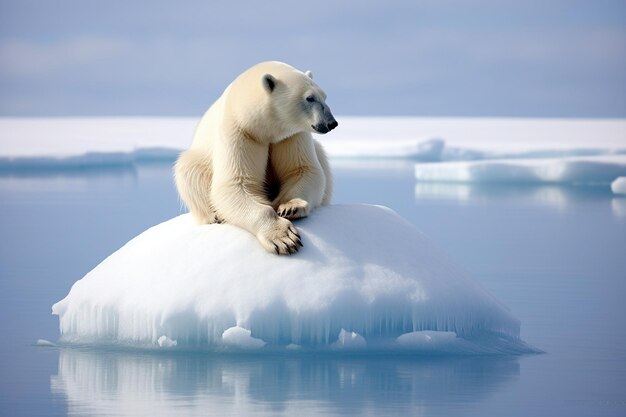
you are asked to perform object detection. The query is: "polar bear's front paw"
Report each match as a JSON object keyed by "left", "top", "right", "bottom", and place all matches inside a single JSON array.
[
  {"left": 277, "top": 198, "right": 310, "bottom": 220},
  {"left": 257, "top": 217, "right": 302, "bottom": 255}
]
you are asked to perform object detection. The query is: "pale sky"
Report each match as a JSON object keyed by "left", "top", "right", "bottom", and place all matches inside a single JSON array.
[{"left": 1, "top": 0, "right": 625, "bottom": 117}]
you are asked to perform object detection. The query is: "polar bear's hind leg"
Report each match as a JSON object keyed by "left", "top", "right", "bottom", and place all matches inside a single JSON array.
[{"left": 174, "top": 149, "right": 221, "bottom": 224}]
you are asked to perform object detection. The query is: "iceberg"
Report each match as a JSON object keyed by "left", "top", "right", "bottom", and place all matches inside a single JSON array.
[{"left": 52, "top": 204, "right": 535, "bottom": 354}]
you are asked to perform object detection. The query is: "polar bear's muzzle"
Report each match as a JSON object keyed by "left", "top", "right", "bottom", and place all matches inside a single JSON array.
[
  {"left": 312, "top": 120, "right": 338, "bottom": 134},
  {"left": 312, "top": 113, "right": 338, "bottom": 134}
]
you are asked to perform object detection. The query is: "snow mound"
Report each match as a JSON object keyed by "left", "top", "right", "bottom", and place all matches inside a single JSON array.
[
  {"left": 52, "top": 204, "right": 536, "bottom": 354},
  {"left": 415, "top": 155, "right": 626, "bottom": 184},
  {"left": 611, "top": 177, "right": 626, "bottom": 195}
]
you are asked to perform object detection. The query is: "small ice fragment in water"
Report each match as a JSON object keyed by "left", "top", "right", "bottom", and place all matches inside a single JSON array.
[
  {"left": 157, "top": 335, "right": 177, "bottom": 348},
  {"left": 332, "top": 329, "right": 366, "bottom": 349},
  {"left": 286, "top": 343, "right": 301, "bottom": 350},
  {"left": 221, "top": 326, "right": 266, "bottom": 349},
  {"left": 611, "top": 176, "right": 626, "bottom": 195},
  {"left": 35, "top": 339, "right": 56, "bottom": 347}
]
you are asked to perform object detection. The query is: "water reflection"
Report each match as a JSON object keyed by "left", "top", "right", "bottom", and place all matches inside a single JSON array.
[
  {"left": 612, "top": 197, "right": 626, "bottom": 217},
  {"left": 51, "top": 349, "right": 519, "bottom": 417}
]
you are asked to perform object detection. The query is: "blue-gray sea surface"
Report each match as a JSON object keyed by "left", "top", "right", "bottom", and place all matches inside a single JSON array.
[{"left": 0, "top": 161, "right": 625, "bottom": 416}]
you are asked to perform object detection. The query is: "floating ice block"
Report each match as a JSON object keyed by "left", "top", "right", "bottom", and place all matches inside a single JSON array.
[{"left": 52, "top": 204, "right": 536, "bottom": 354}]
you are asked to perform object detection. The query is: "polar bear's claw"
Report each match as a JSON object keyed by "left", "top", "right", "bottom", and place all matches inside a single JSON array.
[
  {"left": 258, "top": 217, "right": 302, "bottom": 255},
  {"left": 277, "top": 198, "right": 310, "bottom": 220}
]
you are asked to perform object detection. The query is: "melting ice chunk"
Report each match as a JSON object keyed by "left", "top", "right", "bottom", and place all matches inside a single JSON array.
[
  {"left": 611, "top": 176, "right": 626, "bottom": 195},
  {"left": 332, "top": 329, "right": 366, "bottom": 349},
  {"left": 221, "top": 326, "right": 266, "bottom": 349},
  {"left": 35, "top": 339, "right": 56, "bottom": 347},
  {"left": 286, "top": 344, "right": 302, "bottom": 350},
  {"left": 157, "top": 335, "right": 177, "bottom": 348}
]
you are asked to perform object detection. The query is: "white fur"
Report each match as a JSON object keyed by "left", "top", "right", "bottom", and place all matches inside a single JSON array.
[{"left": 174, "top": 61, "right": 334, "bottom": 255}]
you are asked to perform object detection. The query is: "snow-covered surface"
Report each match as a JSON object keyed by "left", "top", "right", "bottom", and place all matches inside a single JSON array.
[
  {"left": 0, "top": 117, "right": 192, "bottom": 161},
  {"left": 611, "top": 177, "right": 626, "bottom": 195},
  {"left": 415, "top": 155, "right": 626, "bottom": 184},
  {"left": 52, "top": 204, "right": 536, "bottom": 354},
  {"left": 1, "top": 117, "right": 624, "bottom": 166}
]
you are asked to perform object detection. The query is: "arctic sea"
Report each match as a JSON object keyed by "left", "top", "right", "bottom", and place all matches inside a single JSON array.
[{"left": 0, "top": 160, "right": 625, "bottom": 416}]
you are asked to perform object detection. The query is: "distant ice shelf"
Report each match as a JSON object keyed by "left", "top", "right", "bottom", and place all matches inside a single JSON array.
[
  {"left": 52, "top": 204, "right": 537, "bottom": 354},
  {"left": 1, "top": 117, "right": 624, "bottom": 168}
]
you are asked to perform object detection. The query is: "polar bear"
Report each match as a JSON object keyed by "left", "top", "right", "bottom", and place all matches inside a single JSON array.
[{"left": 174, "top": 61, "right": 337, "bottom": 255}]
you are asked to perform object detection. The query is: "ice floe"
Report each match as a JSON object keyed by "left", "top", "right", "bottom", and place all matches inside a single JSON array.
[
  {"left": 52, "top": 204, "right": 536, "bottom": 354},
  {"left": 415, "top": 155, "right": 626, "bottom": 185}
]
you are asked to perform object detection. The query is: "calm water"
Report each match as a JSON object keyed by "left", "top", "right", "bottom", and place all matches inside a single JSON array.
[{"left": 0, "top": 161, "right": 625, "bottom": 416}]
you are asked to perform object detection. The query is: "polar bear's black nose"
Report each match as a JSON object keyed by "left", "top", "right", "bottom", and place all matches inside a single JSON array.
[{"left": 328, "top": 120, "right": 338, "bottom": 131}]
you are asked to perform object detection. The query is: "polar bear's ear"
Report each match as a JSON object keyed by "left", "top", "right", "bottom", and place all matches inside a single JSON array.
[
  {"left": 262, "top": 74, "right": 277, "bottom": 93},
  {"left": 305, "top": 70, "right": 313, "bottom": 79}
]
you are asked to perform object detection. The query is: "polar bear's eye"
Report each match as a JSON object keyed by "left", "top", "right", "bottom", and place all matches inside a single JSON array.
[{"left": 306, "top": 96, "right": 315, "bottom": 103}]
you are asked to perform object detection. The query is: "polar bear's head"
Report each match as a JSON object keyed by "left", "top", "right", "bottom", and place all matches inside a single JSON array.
[
  {"left": 227, "top": 61, "right": 338, "bottom": 143},
  {"left": 262, "top": 68, "right": 338, "bottom": 137}
]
